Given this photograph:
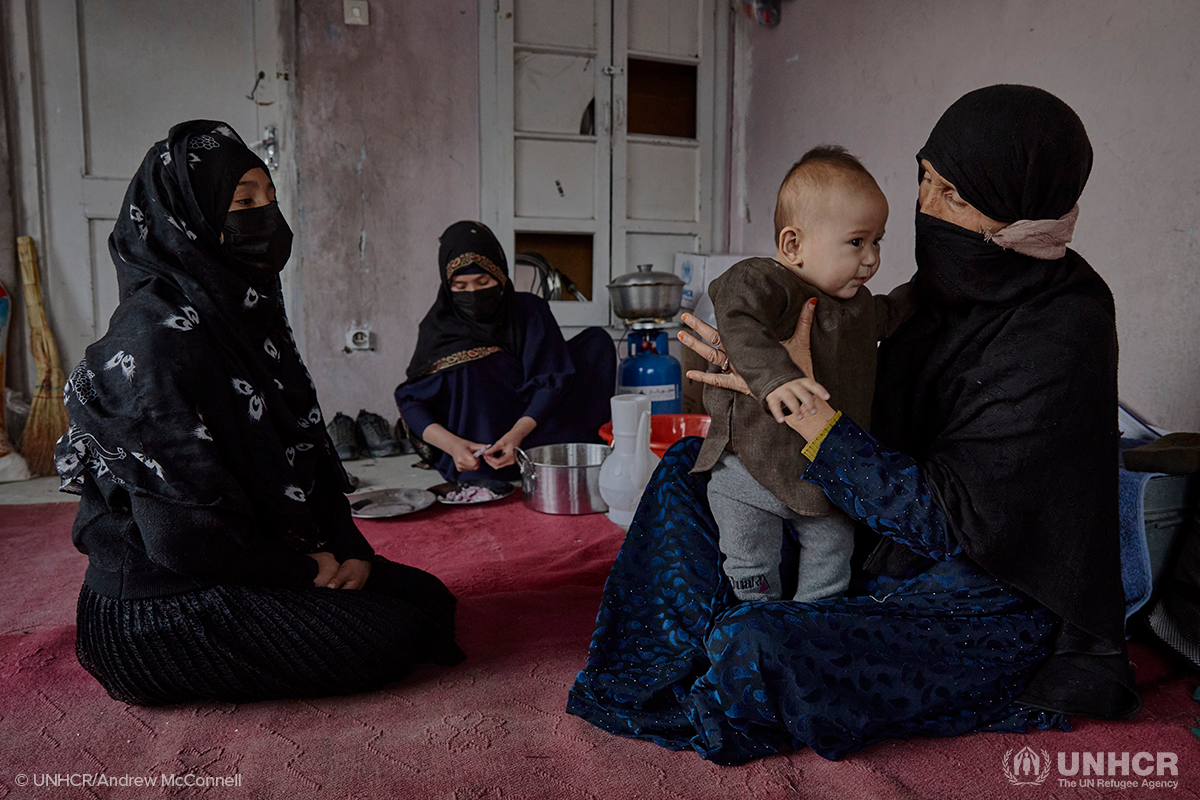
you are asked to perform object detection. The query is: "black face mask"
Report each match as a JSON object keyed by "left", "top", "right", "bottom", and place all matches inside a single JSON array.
[
  {"left": 915, "top": 210, "right": 1048, "bottom": 309},
  {"left": 222, "top": 202, "right": 293, "bottom": 275},
  {"left": 451, "top": 284, "right": 504, "bottom": 320}
]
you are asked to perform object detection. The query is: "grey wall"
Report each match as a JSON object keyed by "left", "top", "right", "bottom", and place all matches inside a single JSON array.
[
  {"left": 293, "top": 0, "right": 481, "bottom": 420},
  {"left": 734, "top": 0, "right": 1200, "bottom": 431}
]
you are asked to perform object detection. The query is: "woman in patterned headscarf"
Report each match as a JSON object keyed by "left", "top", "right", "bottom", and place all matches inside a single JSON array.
[
  {"left": 56, "top": 120, "right": 463, "bottom": 705},
  {"left": 395, "top": 221, "right": 616, "bottom": 482}
]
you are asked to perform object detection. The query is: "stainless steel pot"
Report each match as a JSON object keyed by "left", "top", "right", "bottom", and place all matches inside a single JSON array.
[
  {"left": 515, "top": 443, "right": 611, "bottom": 515},
  {"left": 607, "top": 264, "right": 684, "bottom": 321}
]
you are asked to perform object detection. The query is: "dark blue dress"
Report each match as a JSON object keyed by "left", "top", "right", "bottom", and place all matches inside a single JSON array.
[
  {"left": 397, "top": 293, "right": 615, "bottom": 482},
  {"left": 567, "top": 425, "right": 1068, "bottom": 764}
]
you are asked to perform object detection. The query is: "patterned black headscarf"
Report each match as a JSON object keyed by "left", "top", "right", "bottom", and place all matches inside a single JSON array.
[
  {"left": 56, "top": 120, "right": 346, "bottom": 550},
  {"left": 401, "top": 220, "right": 525, "bottom": 382}
]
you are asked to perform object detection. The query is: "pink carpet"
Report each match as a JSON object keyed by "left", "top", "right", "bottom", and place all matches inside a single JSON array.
[{"left": 1, "top": 498, "right": 1197, "bottom": 798}]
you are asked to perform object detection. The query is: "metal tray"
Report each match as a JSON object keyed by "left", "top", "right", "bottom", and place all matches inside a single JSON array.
[
  {"left": 348, "top": 487, "right": 436, "bottom": 518},
  {"left": 429, "top": 478, "right": 516, "bottom": 505}
]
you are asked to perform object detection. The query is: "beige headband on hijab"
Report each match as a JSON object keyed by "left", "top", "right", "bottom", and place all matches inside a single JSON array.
[{"left": 983, "top": 204, "right": 1079, "bottom": 260}]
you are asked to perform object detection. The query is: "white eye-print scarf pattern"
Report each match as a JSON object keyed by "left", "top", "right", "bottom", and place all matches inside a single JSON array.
[{"left": 56, "top": 120, "right": 347, "bottom": 550}]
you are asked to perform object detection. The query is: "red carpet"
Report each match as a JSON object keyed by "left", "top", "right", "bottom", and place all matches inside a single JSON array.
[{"left": 1, "top": 498, "right": 1197, "bottom": 798}]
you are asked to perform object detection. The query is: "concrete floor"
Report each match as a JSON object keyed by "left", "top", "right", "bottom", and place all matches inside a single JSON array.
[{"left": 0, "top": 453, "right": 444, "bottom": 505}]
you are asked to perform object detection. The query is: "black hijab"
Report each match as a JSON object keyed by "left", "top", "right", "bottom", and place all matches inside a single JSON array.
[
  {"left": 56, "top": 121, "right": 345, "bottom": 551},
  {"left": 873, "top": 86, "right": 1125, "bottom": 644},
  {"left": 402, "top": 220, "right": 524, "bottom": 381}
]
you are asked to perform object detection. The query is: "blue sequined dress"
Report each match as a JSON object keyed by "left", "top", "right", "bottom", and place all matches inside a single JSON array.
[{"left": 567, "top": 426, "right": 1068, "bottom": 765}]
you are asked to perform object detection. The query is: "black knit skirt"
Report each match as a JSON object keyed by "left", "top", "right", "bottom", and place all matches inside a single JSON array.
[{"left": 76, "top": 558, "right": 464, "bottom": 705}]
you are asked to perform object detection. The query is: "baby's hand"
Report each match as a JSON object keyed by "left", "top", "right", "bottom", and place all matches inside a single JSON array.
[{"left": 765, "top": 378, "right": 828, "bottom": 423}]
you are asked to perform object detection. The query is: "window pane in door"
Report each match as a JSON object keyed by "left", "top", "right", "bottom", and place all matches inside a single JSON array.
[
  {"left": 515, "top": 0, "right": 596, "bottom": 49},
  {"left": 629, "top": 0, "right": 700, "bottom": 58},
  {"left": 627, "top": 59, "right": 697, "bottom": 139},
  {"left": 514, "top": 139, "right": 596, "bottom": 219},
  {"left": 514, "top": 232, "right": 594, "bottom": 302},
  {"left": 79, "top": 0, "right": 257, "bottom": 178},
  {"left": 515, "top": 53, "right": 596, "bottom": 135},
  {"left": 627, "top": 141, "right": 697, "bottom": 221}
]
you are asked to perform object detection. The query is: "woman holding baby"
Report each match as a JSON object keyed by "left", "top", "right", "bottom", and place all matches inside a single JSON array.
[{"left": 567, "top": 85, "right": 1140, "bottom": 764}]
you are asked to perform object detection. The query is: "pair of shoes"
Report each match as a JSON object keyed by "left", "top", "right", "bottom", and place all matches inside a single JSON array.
[
  {"left": 356, "top": 410, "right": 401, "bottom": 458},
  {"left": 328, "top": 412, "right": 361, "bottom": 461},
  {"left": 329, "top": 410, "right": 403, "bottom": 461}
]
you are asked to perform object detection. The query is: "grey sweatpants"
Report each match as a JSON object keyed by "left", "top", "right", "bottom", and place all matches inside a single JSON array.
[{"left": 708, "top": 452, "right": 854, "bottom": 602}]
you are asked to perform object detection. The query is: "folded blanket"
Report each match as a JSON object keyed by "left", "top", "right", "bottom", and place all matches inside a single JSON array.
[{"left": 1118, "top": 445, "right": 1158, "bottom": 620}]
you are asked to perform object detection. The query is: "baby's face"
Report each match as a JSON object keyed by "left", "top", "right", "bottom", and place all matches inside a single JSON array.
[{"left": 793, "top": 183, "right": 888, "bottom": 299}]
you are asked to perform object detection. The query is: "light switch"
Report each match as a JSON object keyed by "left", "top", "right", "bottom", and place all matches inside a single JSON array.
[{"left": 344, "top": 0, "right": 369, "bottom": 26}]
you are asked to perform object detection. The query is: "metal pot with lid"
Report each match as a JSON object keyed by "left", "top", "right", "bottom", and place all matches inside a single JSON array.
[{"left": 607, "top": 264, "right": 684, "bottom": 321}]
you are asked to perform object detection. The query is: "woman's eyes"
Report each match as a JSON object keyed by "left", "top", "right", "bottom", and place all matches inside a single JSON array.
[
  {"left": 946, "top": 192, "right": 968, "bottom": 208},
  {"left": 923, "top": 173, "right": 967, "bottom": 207}
]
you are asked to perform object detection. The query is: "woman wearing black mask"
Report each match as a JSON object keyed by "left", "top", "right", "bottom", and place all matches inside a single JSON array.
[
  {"left": 56, "top": 121, "right": 463, "bottom": 705},
  {"left": 396, "top": 221, "right": 616, "bottom": 481}
]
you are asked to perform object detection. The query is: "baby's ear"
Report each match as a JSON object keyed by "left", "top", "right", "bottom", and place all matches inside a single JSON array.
[{"left": 778, "top": 226, "right": 804, "bottom": 267}]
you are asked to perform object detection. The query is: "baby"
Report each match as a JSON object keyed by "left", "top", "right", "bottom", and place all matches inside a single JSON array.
[{"left": 693, "top": 146, "right": 914, "bottom": 602}]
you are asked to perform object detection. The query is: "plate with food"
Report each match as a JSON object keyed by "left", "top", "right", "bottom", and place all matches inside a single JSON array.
[
  {"left": 429, "top": 478, "right": 516, "bottom": 505},
  {"left": 348, "top": 487, "right": 436, "bottom": 519}
]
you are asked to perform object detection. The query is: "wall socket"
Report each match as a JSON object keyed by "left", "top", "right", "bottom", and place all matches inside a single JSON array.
[
  {"left": 344, "top": 0, "right": 369, "bottom": 26},
  {"left": 345, "top": 323, "right": 373, "bottom": 352}
]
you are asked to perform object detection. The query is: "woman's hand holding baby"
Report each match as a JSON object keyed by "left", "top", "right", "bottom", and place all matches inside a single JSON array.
[
  {"left": 679, "top": 299, "right": 829, "bottom": 403},
  {"left": 679, "top": 299, "right": 837, "bottom": 440}
]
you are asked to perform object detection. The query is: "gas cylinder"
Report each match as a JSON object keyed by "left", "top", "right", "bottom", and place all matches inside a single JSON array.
[{"left": 616, "top": 329, "right": 682, "bottom": 415}]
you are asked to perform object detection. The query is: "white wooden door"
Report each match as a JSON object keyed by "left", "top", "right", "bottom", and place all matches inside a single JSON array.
[
  {"left": 480, "top": 0, "right": 727, "bottom": 331},
  {"left": 489, "top": 0, "right": 614, "bottom": 328},
  {"left": 12, "top": 0, "right": 293, "bottom": 375},
  {"left": 611, "top": 0, "right": 713, "bottom": 326}
]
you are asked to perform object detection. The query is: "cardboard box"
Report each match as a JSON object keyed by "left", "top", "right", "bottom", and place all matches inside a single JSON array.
[
  {"left": 674, "top": 253, "right": 752, "bottom": 312},
  {"left": 673, "top": 252, "right": 706, "bottom": 310},
  {"left": 702, "top": 254, "right": 750, "bottom": 297}
]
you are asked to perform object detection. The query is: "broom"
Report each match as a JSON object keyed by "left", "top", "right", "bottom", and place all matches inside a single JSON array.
[{"left": 17, "top": 236, "right": 69, "bottom": 476}]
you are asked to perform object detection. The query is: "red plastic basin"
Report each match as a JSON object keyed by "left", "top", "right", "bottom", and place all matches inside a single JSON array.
[{"left": 598, "top": 413, "right": 711, "bottom": 458}]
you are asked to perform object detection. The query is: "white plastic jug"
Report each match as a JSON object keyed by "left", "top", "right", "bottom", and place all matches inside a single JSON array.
[{"left": 598, "top": 394, "right": 660, "bottom": 528}]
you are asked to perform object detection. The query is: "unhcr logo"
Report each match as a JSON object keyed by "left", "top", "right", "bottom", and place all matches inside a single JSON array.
[
  {"left": 1002, "top": 747, "right": 1052, "bottom": 785},
  {"left": 1001, "top": 748, "right": 1181, "bottom": 790}
]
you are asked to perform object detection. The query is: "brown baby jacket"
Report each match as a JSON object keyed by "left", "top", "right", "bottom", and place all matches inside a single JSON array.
[{"left": 692, "top": 257, "right": 915, "bottom": 516}]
